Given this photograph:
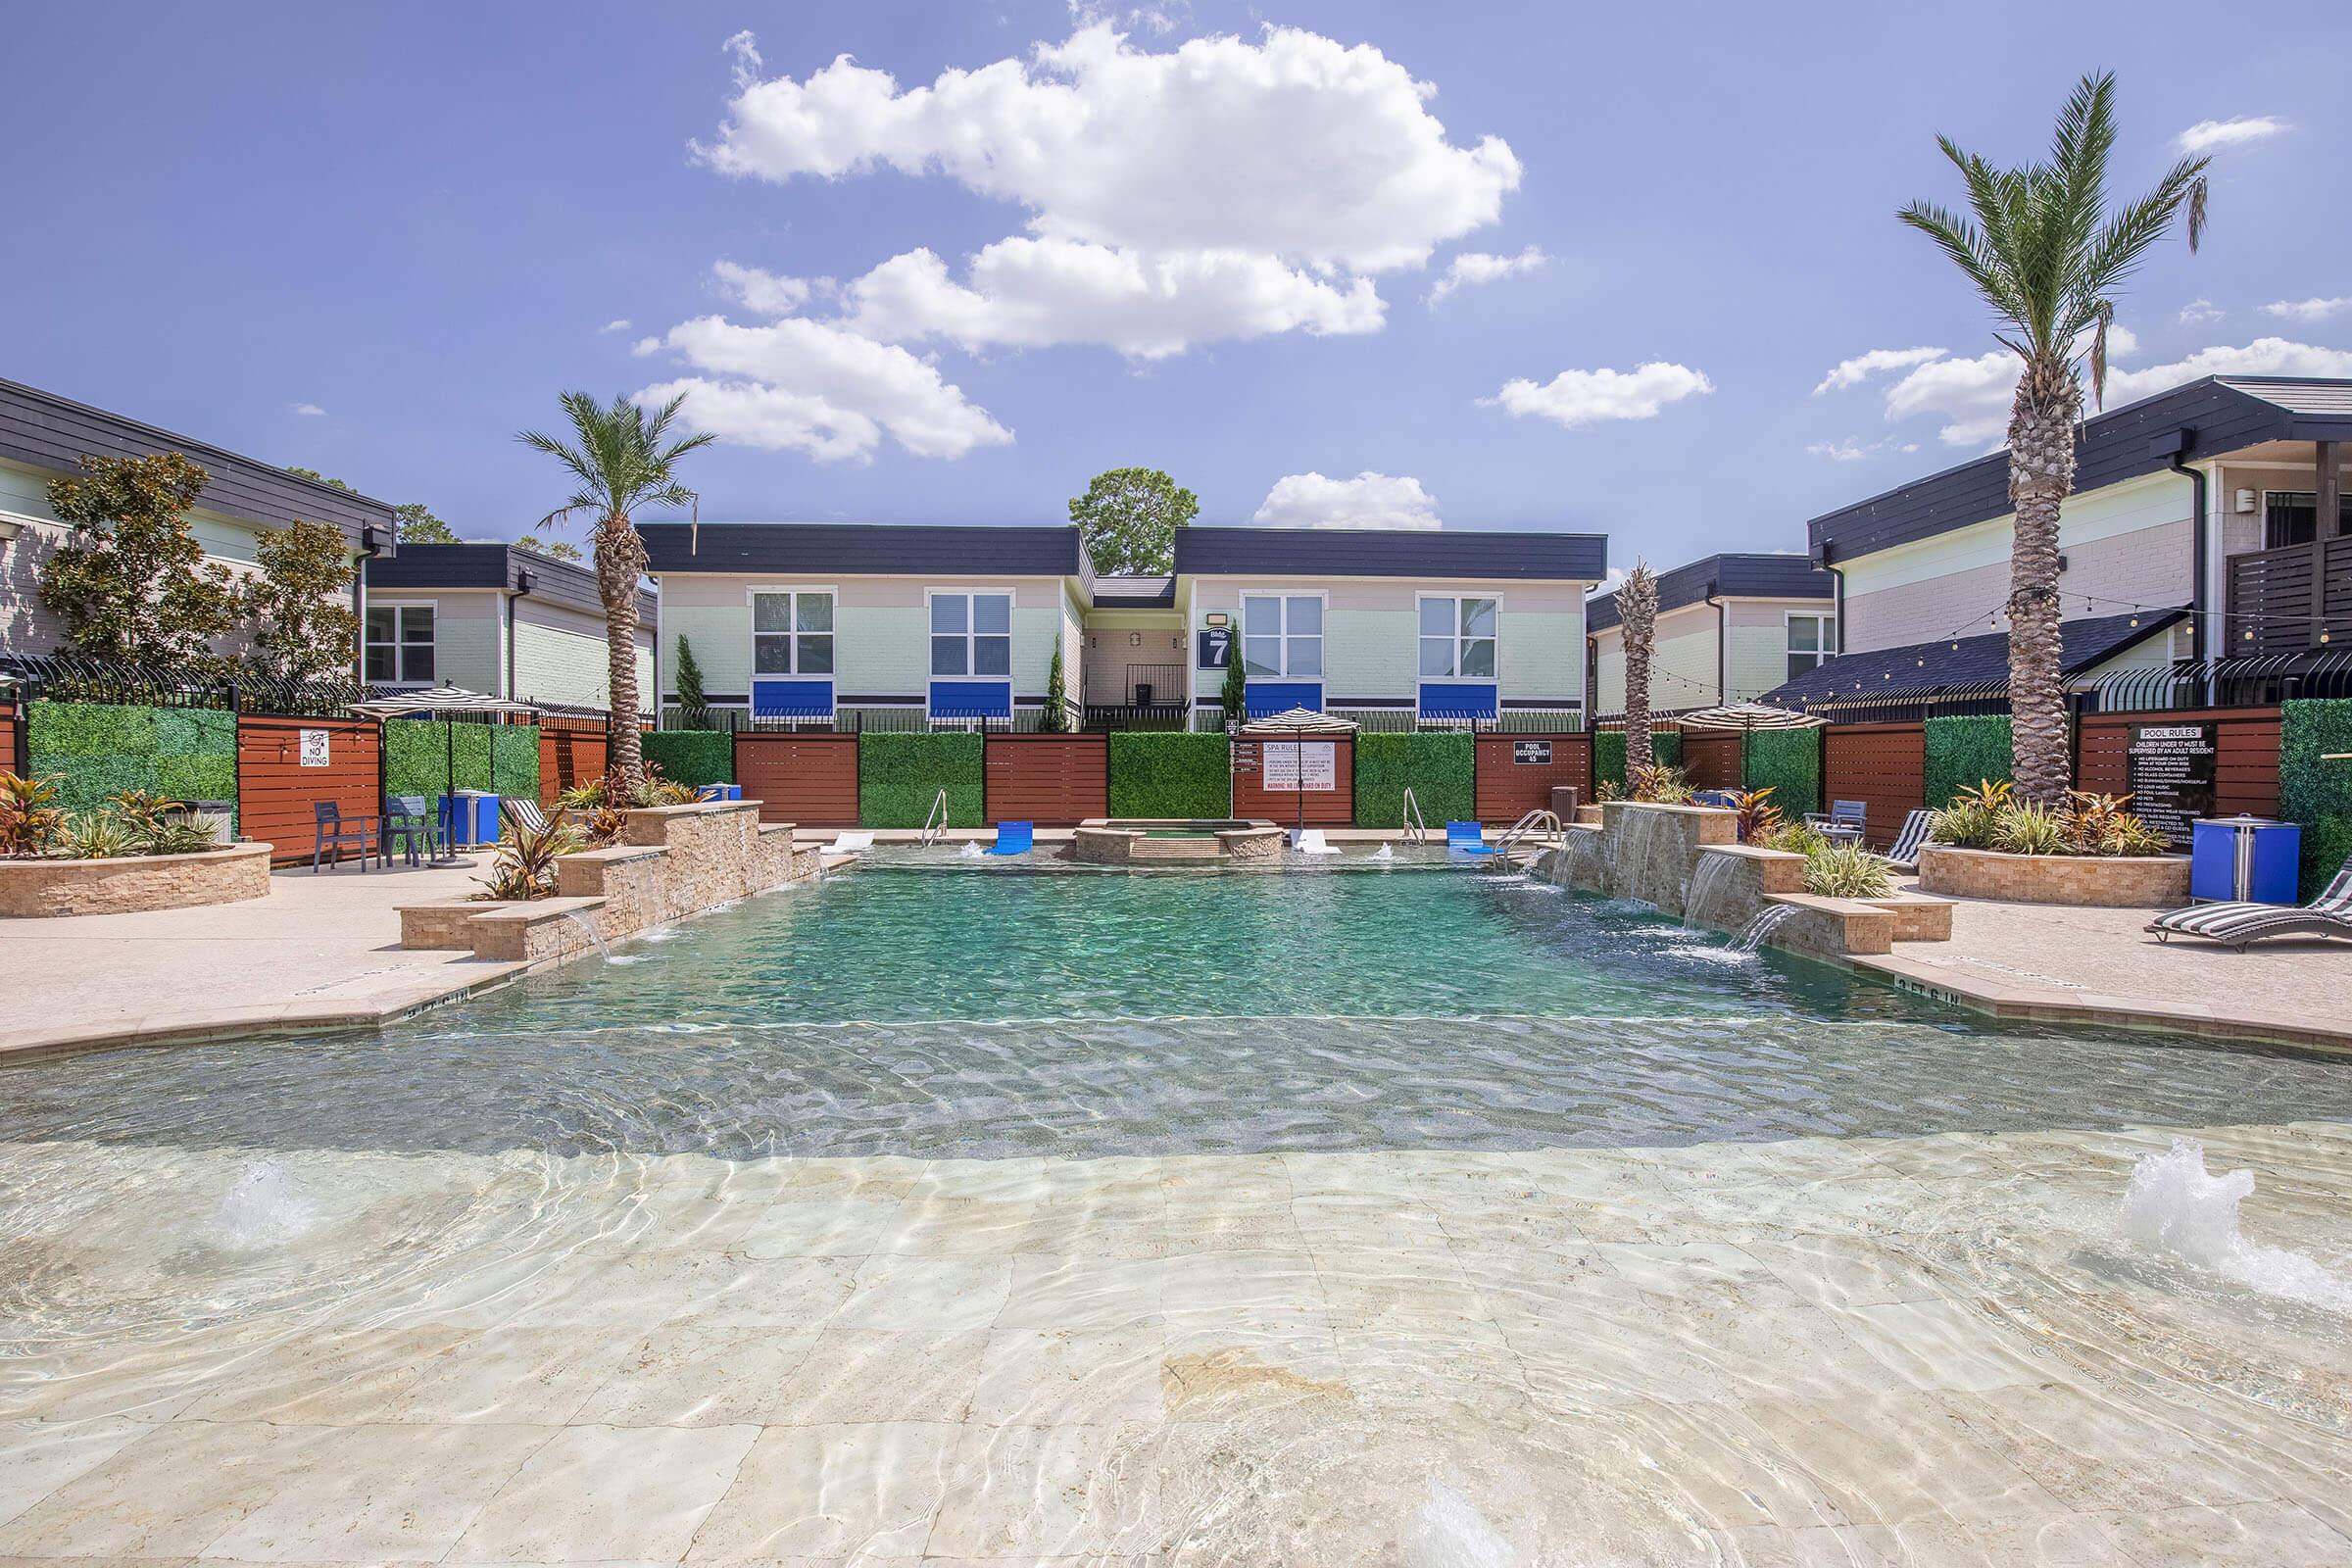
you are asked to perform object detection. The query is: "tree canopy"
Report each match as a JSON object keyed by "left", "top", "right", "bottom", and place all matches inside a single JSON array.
[
  {"left": 40, "top": 453, "right": 240, "bottom": 668},
  {"left": 1068, "top": 467, "right": 1197, "bottom": 576}
]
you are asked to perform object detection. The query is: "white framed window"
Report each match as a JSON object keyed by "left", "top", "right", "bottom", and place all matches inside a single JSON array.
[
  {"left": 364, "top": 603, "right": 435, "bottom": 685},
  {"left": 1787, "top": 611, "right": 1837, "bottom": 681},
  {"left": 1418, "top": 594, "right": 1499, "bottom": 680},
  {"left": 928, "top": 589, "right": 1013, "bottom": 677},
  {"left": 1240, "top": 592, "right": 1323, "bottom": 678},
  {"left": 751, "top": 589, "right": 835, "bottom": 676}
]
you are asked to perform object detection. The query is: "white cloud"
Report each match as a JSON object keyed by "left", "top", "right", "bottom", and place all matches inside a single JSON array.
[
  {"left": 713, "top": 260, "right": 814, "bottom": 316},
  {"left": 598, "top": 318, "right": 633, "bottom": 333},
  {"left": 290, "top": 402, "right": 326, "bottom": 417},
  {"left": 1427, "top": 246, "right": 1546, "bottom": 305},
  {"left": 840, "top": 237, "right": 1382, "bottom": 358},
  {"left": 697, "top": 23, "right": 1518, "bottom": 273},
  {"left": 2178, "top": 299, "right": 2224, "bottom": 326},
  {"left": 2261, "top": 296, "right": 2350, "bottom": 323},
  {"left": 2177, "top": 116, "right": 2285, "bottom": 153},
  {"left": 1812, "top": 346, "right": 1945, "bottom": 395},
  {"left": 635, "top": 316, "right": 1013, "bottom": 463},
  {"left": 2105, "top": 337, "right": 2352, "bottom": 403},
  {"left": 1251, "top": 470, "right": 1441, "bottom": 529},
  {"left": 1806, "top": 436, "right": 1920, "bottom": 463},
  {"left": 1483, "top": 363, "right": 1713, "bottom": 429}
]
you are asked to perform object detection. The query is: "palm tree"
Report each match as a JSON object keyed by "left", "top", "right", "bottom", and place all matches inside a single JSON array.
[
  {"left": 1899, "top": 73, "right": 2207, "bottom": 806},
  {"left": 1620, "top": 563, "right": 1658, "bottom": 775},
  {"left": 518, "top": 392, "right": 714, "bottom": 793}
]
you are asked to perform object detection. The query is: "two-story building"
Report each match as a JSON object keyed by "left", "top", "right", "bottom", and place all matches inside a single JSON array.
[
  {"left": 1772, "top": 375, "right": 2352, "bottom": 710},
  {"left": 361, "top": 543, "right": 656, "bottom": 710},
  {"left": 636, "top": 522, "right": 1608, "bottom": 729},
  {"left": 1585, "top": 554, "right": 1837, "bottom": 717},
  {"left": 1, "top": 377, "right": 397, "bottom": 658}
]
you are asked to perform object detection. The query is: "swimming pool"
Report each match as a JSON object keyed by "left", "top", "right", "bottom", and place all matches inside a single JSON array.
[{"left": 5, "top": 860, "right": 2349, "bottom": 1561}]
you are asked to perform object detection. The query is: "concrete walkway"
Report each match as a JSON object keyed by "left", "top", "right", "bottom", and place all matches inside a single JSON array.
[
  {"left": 1858, "top": 887, "right": 2352, "bottom": 1055},
  {"left": 0, "top": 856, "right": 523, "bottom": 1058}
]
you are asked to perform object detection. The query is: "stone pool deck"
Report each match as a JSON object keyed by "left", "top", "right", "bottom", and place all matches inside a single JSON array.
[
  {"left": 3, "top": 1120, "right": 2346, "bottom": 1563},
  {"left": 1861, "top": 885, "right": 2352, "bottom": 1056}
]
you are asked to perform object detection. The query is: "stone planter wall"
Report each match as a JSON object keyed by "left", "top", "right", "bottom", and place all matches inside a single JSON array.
[
  {"left": 1918, "top": 845, "right": 2191, "bottom": 907},
  {"left": 0, "top": 842, "right": 272, "bottom": 918}
]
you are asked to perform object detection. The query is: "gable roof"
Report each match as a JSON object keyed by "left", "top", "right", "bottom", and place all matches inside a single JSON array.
[
  {"left": 367, "top": 542, "right": 656, "bottom": 620},
  {"left": 0, "top": 377, "right": 399, "bottom": 553},
  {"left": 1587, "top": 553, "right": 1832, "bottom": 632},
  {"left": 1808, "top": 375, "right": 2352, "bottom": 566},
  {"left": 1758, "top": 609, "right": 2183, "bottom": 709},
  {"left": 1175, "top": 525, "right": 1606, "bottom": 580}
]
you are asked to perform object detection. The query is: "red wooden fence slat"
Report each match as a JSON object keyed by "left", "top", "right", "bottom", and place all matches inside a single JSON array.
[
  {"left": 733, "top": 733, "right": 859, "bottom": 825},
  {"left": 235, "top": 715, "right": 382, "bottom": 865},
  {"left": 984, "top": 734, "right": 1108, "bottom": 825},
  {"left": 1474, "top": 733, "right": 1592, "bottom": 823}
]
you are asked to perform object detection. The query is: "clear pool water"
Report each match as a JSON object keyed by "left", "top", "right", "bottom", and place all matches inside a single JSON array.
[{"left": 8, "top": 858, "right": 2350, "bottom": 1163}]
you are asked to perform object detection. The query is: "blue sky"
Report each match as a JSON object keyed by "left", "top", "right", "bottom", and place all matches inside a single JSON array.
[{"left": 6, "top": 1, "right": 2347, "bottom": 572}]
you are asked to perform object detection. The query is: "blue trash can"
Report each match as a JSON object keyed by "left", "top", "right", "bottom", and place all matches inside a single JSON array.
[
  {"left": 2190, "top": 815, "right": 2301, "bottom": 905},
  {"left": 441, "top": 791, "right": 505, "bottom": 849}
]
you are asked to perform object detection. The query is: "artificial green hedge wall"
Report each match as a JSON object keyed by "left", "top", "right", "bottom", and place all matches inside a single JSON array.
[
  {"left": 491, "top": 726, "right": 540, "bottom": 802},
  {"left": 1923, "top": 714, "right": 2013, "bottom": 808},
  {"left": 1353, "top": 732, "right": 1473, "bottom": 827},
  {"left": 1107, "top": 732, "right": 1230, "bottom": 818},
  {"left": 26, "top": 702, "right": 236, "bottom": 827},
  {"left": 643, "top": 730, "right": 734, "bottom": 789},
  {"left": 860, "top": 732, "right": 983, "bottom": 827},
  {"left": 383, "top": 719, "right": 541, "bottom": 801},
  {"left": 1594, "top": 728, "right": 1681, "bottom": 792},
  {"left": 2280, "top": 699, "right": 2352, "bottom": 900},
  {"left": 1743, "top": 729, "right": 1821, "bottom": 819}
]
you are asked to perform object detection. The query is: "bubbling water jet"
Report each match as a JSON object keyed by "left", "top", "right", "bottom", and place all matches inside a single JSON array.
[{"left": 2122, "top": 1138, "right": 2352, "bottom": 1313}]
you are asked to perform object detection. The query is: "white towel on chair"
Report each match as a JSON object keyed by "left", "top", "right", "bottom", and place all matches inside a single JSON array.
[{"left": 1293, "top": 829, "right": 1340, "bottom": 855}]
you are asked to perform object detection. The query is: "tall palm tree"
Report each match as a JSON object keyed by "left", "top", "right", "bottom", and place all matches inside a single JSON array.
[
  {"left": 1620, "top": 563, "right": 1658, "bottom": 775},
  {"left": 518, "top": 392, "right": 714, "bottom": 793},
  {"left": 1900, "top": 73, "right": 2207, "bottom": 806}
]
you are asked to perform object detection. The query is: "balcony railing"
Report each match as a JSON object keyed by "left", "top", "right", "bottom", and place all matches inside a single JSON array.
[{"left": 2226, "top": 536, "right": 2352, "bottom": 656}]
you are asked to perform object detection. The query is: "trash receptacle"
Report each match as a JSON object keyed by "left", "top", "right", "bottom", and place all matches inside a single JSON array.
[
  {"left": 1549, "top": 785, "right": 1581, "bottom": 820},
  {"left": 442, "top": 791, "right": 504, "bottom": 849},
  {"left": 2190, "top": 815, "right": 2301, "bottom": 905}
]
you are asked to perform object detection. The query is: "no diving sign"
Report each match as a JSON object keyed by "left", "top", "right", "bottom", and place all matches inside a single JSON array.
[{"left": 299, "top": 729, "right": 331, "bottom": 767}]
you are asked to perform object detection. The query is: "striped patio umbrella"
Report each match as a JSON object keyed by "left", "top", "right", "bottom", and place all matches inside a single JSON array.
[
  {"left": 1676, "top": 702, "right": 1824, "bottom": 789},
  {"left": 1241, "top": 708, "right": 1358, "bottom": 830},
  {"left": 351, "top": 685, "right": 540, "bottom": 853}
]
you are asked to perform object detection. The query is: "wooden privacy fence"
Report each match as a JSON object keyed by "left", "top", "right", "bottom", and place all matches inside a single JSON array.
[
  {"left": 2077, "top": 707, "right": 2281, "bottom": 823},
  {"left": 1232, "top": 735, "right": 1354, "bottom": 826},
  {"left": 984, "top": 733, "right": 1107, "bottom": 824},
  {"left": 235, "top": 714, "right": 382, "bottom": 865},
  {"left": 0, "top": 701, "right": 19, "bottom": 776},
  {"left": 733, "top": 732, "right": 859, "bottom": 826},
  {"left": 1821, "top": 722, "right": 1927, "bottom": 847},
  {"left": 1680, "top": 730, "right": 1742, "bottom": 792},
  {"left": 1473, "top": 732, "right": 1592, "bottom": 823},
  {"left": 538, "top": 724, "right": 610, "bottom": 804}
]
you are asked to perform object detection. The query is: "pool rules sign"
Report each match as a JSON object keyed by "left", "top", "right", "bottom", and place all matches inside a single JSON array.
[{"left": 2126, "top": 721, "right": 2215, "bottom": 845}]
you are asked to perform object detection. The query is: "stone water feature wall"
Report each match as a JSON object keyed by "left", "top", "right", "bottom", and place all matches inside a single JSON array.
[
  {"left": 398, "top": 801, "right": 820, "bottom": 964},
  {"left": 1534, "top": 801, "right": 1954, "bottom": 958}
]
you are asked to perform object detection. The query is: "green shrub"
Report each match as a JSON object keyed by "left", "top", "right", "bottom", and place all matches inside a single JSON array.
[
  {"left": 1804, "top": 841, "right": 1893, "bottom": 898},
  {"left": 859, "top": 732, "right": 983, "bottom": 827},
  {"left": 641, "top": 729, "right": 734, "bottom": 789},
  {"left": 2281, "top": 699, "right": 2352, "bottom": 899},
  {"left": 154, "top": 708, "right": 234, "bottom": 759},
  {"left": 490, "top": 725, "right": 542, "bottom": 801},
  {"left": 25, "top": 700, "right": 155, "bottom": 759},
  {"left": 1595, "top": 728, "right": 1680, "bottom": 792},
  {"left": 156, "top": 754, "right": 236, "bottom": 803},
  {"left": 1352, "top": 732, "right": 1472, "bottom": 827},
  {"left": 1743, "top": 729, "right": 1821, "bottom": 819},
  {"left": 1107, "top": 732, "right": 1230, "bottom": 818},
  {"left": 385, "top": 717, "right": 501, "bottom": 798},
  {"left": 1924, "top": 714, "right": 2012, "bottom": 809}
]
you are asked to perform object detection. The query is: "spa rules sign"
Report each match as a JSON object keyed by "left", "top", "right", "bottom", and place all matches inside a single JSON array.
[
  {"left": 1260, "top": 741, "right": 1338, "bottom": 791},
  {"left": 2126, "top": 721, "right": 2216, "bottom": 845}
]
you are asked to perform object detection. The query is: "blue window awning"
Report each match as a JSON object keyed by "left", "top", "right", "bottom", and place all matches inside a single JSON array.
[
  {"left": 1245, "top": 681, "right": 1323, "bottom": 718},
  {"left": 1418, "top": 682, "right": 1497, "bottom": 719},
  {"left": 751, "top": 678, "right": 835, "bottom": 718},
  {"left": 929, "top": 679, "right": 1012, "bottom": 719}
]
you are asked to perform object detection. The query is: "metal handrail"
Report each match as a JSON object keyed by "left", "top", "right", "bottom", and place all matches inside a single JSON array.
[
  {"left": 1488, "top": 808, "right": 1565, "bottom": 868},
  {"left": 918, "top": 788, "right": 950, "bottom": 848},
  {"left": 1399, "top": 786, "right": 1429, "bottom": 847}
]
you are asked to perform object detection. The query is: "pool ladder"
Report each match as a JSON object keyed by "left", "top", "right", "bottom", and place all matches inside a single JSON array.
[
  {"left": 1488, "top": 808, "right": 1566, "bottom": 870},
  {"left": 1399, "top": 787, "right": 1430, "bottom": 847},
  {"left": 919, "top": 788, "right": 950, "bottom": 848}
]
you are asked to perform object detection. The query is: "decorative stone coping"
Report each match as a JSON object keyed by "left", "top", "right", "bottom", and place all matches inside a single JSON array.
[
  {"left": 1919, "top": 845, "right": 2192, "bottom": 908},
  {"left": 0, "top": 841, "right": 272, "bottom": 918},
  {"left": 1070, "top": 819, "right": 1285, "bottom": 865}
]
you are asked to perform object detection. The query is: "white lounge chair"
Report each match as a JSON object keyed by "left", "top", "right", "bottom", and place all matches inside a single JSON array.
[
  {"left": 828, "top": 831, "right": 874, "bottom": 853},
  {"left": 1292, "top": 828, "right": 1340, "bottom": 855},
  {"left": 1882, "top": 808, "right": 1935, "bottom": 873},
  {"left": 2147, "top": 856, "right": 2352, "bottom": 951}
]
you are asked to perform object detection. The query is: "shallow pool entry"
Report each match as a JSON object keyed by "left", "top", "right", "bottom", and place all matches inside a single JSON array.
[{"left": 4, "top": 860, "right": 2349, "bottom": 1560}]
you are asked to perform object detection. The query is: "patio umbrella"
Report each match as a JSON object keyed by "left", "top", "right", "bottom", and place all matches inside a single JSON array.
[
  {"left": 1240, "top": 707, "right": 1358, "bottom": 833},
  {"left": 351, "top": 684, "right": 538, "bottom": 858},
  {"left": 1675, "top": 701, "right": 1825, "bottom": 791}
]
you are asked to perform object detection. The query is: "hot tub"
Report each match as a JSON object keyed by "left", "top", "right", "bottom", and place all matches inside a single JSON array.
[{"left": 1072, "top": 817, "right": 1285, "bottom": 864}]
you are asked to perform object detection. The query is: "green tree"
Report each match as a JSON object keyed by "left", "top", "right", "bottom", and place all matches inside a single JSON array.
[
  {"left": 517, "top": 391, "right": 714, "bottom": 791},
  {"left": 395, "top": 502, "right": 458, "bottom": 545},
  {"left": 242, "top": 518, "right": 359, "bottom": 686},
  {"left": 39, "top": 453, "right": 239, "bottom": 668},
  {"left": 1899, "top": 73, "right": 2207, "bottom": 805},
  {"left": 1042, "top": 643, "right": 1071, "bottom": 731},
  {"left": 1619, "top": 563, "right": 1658, "bottom": 773},
  {"left": 673, "top": 635, "right": 712, "bottom": 728},
  {"left": 516, "top": 533, "right": 584, "bottom": 563},
  {"left": 1219, "top": 626, "right": 1248, "bottom": 725},
  {"left": 1067, "top": 467, "right": 1197, "bottom": 575}
]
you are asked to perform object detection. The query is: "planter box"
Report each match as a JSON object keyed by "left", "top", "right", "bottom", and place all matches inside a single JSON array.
[
  {"left": 0, "top": 842, "right": 272, "bottom": 918},
  {"left": 1918, "top": 844, "right": 2191, "bottom": 908}
]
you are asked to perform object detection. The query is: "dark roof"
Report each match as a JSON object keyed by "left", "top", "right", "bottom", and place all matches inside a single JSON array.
[
  {"left": 1092, "top": 574, "right": 1176, "bottom": 609},
  {"left": 1759, "top": 609, "right": 2184, "bottom": 708},
  {"left": 1587, "top": 553, "right": 1831, "bottom": 632},
  {"left": 1809, "top": 375, "right": 2352, "bottom": 565},
  {"left": 640, "top": 522, "right": 1090, "bottom": 580},
  {"left": 367, "top": 543, "right": 656, "bottom": 620},
  {"left": 0, "top": 377, "right": 398, "bottom": 553},
  {"left": 1175, "top": 525, "right": 1606, "bottom": 581}
]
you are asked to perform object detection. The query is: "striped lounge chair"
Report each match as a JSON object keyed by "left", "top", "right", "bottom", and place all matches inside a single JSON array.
[
  {"left": 501, "top": 797, "right": 551, "bottom": 839},
  {"left": 1882, "top": 808, "right": 1935, "bottom": 873},
  {"left": 2146, "top": 856, "right": 2352, "bottom": 952}
]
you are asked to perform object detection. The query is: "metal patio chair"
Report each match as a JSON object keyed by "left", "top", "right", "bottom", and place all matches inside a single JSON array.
[{"left": 312, "top": 800, "right": 378, "bottom": 873}]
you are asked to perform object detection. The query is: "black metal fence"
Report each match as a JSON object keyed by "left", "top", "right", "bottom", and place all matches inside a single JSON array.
[{"left": 0, "top": 652, "right": 375, "bottom": 717}]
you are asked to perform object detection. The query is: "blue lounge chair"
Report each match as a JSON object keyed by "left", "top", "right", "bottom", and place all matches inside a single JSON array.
[
  {"left": 985, "top": 820, "right": 1034, "bottom": 857},
  {"left": 1446, "top": 821, "right": 1500, "bottom": 857}
]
